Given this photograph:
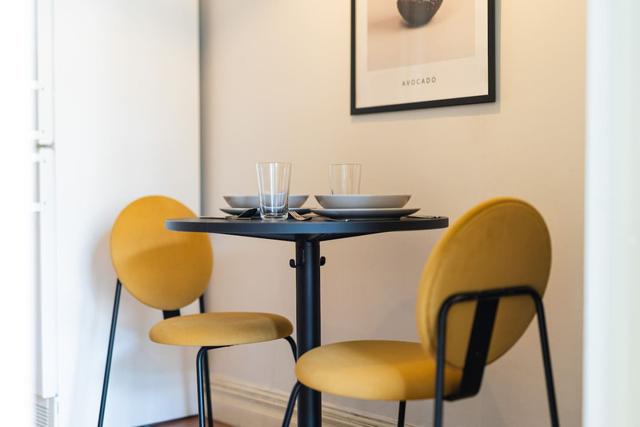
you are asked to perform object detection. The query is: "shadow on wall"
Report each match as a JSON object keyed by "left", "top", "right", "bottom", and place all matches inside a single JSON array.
[{"left": 351, "top": 97, "right": 501, "bottom": 124}]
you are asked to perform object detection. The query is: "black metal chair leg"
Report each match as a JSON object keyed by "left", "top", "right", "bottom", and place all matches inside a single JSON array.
[
  {"left": 279, "top": 337, "right": 299, "bottom": 427},
  {"left": 284, "top": 336, "right": 298, "bottom": 361},
  {"left": 532, "top": 294, "right": 560, "bottom": 427},
  {"left": 397, "top": 401, "right": 406, "bottom": 427},
  {"left": 282, "top": 382, "right": 302, "bottom": 427},
  {"left": 203, "top": 354, "right": 213, "bottom": 427},
  {"left": 434, "top": 294, "right": 451, "bottom": 427},
  {"left": 97, "top": 280, "right": 122, "bottom": 427},
  {"left": 198, "top": 295, "right": 214, "bottom": 427},
  {"left": 196, "top": 347, "right": 211, "bottom": 427}
]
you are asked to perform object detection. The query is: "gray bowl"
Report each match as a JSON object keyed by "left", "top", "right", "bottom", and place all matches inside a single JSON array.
[
  {"left": 314, "top": 194, "right": 411, "bottom": 209},
  {"left": 223, "top": 195, "right": 309, "bottom": 209}
]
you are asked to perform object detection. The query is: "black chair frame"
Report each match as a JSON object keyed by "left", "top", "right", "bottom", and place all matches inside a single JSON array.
[
  {"left": 433, "top": 285, "right": 559, "bottom": 427},
  {"left": 98, "top": 279, "right": 298, "bottom": 427},
  {"left": 282, "top": 285, "right": 559, "bottom": 427}
]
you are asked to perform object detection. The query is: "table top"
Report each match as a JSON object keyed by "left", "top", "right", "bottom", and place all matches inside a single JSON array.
[{"left": 166, "top": 215, "right": 449, "bottom": 242}]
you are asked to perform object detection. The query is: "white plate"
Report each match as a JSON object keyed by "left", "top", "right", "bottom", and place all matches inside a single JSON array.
[
  {"left": 314, "top": 194, "right": 411, "bottom": 209},
  {"left": 220, "top": 207, "right": 312, "bottom": 215},
  {"left": 223, "top": 195, "right": 308, "bottom": 209},
  {"left": 312, "top": 208, "right": 419, "bottom": 219}
]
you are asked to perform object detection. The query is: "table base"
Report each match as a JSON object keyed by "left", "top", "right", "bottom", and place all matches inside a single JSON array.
[{"left": 294, "top": 238, "right": 322, "bottom": 427}]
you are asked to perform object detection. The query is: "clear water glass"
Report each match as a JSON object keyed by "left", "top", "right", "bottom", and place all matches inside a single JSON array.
[
  {"left": 330, "top": 163, "right": 361, "bottom": 194},
  {"left": 256, "top": 162, "right": 291, "bottom": 220}
]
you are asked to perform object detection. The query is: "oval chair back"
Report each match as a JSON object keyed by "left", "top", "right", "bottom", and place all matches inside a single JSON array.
[
  {"left": 416, "top": 197, "right": 552, "bottom": 369},
  {"left": 110, "top": 195, "right": 213, "bottom": 311}
]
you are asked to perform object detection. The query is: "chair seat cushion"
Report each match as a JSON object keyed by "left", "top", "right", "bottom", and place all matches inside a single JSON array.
[
  {"left": 149, "top": 312, "right": 293, "bottom": 347},
  {"left": 295, "top": 340, "right": 462, "bottom": 401}
]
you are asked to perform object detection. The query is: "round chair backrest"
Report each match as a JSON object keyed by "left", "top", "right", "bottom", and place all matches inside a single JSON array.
[
  {"left": 416, "top": 197, "right": 551, "bottom": 368},
  {"left": 110, "top": 195, "right": 213, "bottom": 311}
]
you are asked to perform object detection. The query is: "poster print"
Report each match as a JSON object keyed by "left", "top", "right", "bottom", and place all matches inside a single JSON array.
[{"left": 351, "top": 0, "right": 496, "bottom": 114}]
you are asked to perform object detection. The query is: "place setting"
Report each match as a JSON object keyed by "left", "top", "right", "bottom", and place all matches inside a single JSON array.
[
  {"left": 219, "top": 162, "right": 423, "bottom": 222},
  {"left": 312, "top": 163, "right": 419, "bottom": 220},
  {"left": 220, "top": 162, "right": 311, "bottom": 221},
  {"left": 220, "top": 195, "right": 312, "bottom": 221}
]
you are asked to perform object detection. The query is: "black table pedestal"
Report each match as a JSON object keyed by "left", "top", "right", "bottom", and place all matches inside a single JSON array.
[{"left": 295, "top": 238, "right": 322, "bottom": 427}]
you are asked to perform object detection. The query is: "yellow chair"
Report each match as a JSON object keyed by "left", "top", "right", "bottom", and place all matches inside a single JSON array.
[
  {"left": 99, "top": 195, "right": 296, "bottom": 427},
  {"left": 282, "top": 197, "right": 559, "bottom": 427}
]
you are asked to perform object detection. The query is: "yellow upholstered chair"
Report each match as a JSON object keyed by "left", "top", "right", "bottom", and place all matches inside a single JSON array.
[
  {"left": 99, "top": 195, "right": 296, "bottom": 427},
  {"left": 282, "top": 197, "right": 559, "bottom": 427}
]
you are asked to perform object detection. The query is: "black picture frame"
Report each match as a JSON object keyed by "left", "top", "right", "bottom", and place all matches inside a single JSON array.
[{"left": 351, "top": 0, "right": 496, "bottom": 115}]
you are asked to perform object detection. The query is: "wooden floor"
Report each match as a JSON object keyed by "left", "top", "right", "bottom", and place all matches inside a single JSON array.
[{"left": 150, "top": 416, "right": 231, "bottom": 427}]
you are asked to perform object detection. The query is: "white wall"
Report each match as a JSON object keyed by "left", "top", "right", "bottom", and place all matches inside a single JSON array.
[
  {"left": 53, "top": 0, "right": 201, "bottom": 425},
  {"left": 583, "top": 0, "right": 640, "bottom": 425},
  {"left": 202, "top": 1, "right": 585, "bottom": 425}
]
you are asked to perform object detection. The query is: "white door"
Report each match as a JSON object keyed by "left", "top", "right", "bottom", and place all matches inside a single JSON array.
[{"left": 52, "top": 0, "right": 202, "bottom": 425}]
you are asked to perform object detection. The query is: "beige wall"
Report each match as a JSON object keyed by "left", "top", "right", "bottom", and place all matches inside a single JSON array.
[{"left": 201, "top": 1, "right": 585, "bottom": 425}]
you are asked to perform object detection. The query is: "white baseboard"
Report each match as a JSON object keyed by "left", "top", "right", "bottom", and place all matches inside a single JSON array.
[{"left": 210, "top": 376, "right": 414, "bottom": 427}]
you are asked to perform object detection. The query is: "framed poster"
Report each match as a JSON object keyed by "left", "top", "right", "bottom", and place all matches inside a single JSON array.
[{"left": 351, "top": 0, "right": 496, "bottom": 115}]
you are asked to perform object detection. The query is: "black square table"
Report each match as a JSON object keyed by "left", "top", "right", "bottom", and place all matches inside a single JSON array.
[{"left": 166, "top": 215, "right": 449, "bottom": 427}]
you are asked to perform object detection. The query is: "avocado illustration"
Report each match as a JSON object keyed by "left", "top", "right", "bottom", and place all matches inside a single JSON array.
[{"left": 397, "top": 0, "right": 444, "bottom": 27}]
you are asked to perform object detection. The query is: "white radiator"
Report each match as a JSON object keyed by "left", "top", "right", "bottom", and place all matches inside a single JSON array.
[{"left": 35, "top": 396, "right": 58, "bottom": 427}]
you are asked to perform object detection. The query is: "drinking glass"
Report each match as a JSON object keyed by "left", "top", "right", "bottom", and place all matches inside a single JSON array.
[
  {"left": 330, "top": 163, "right": 361, "bottom": 194},
  {"left": 256, "top": 162, "right": 291, "bottom": 220}
]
